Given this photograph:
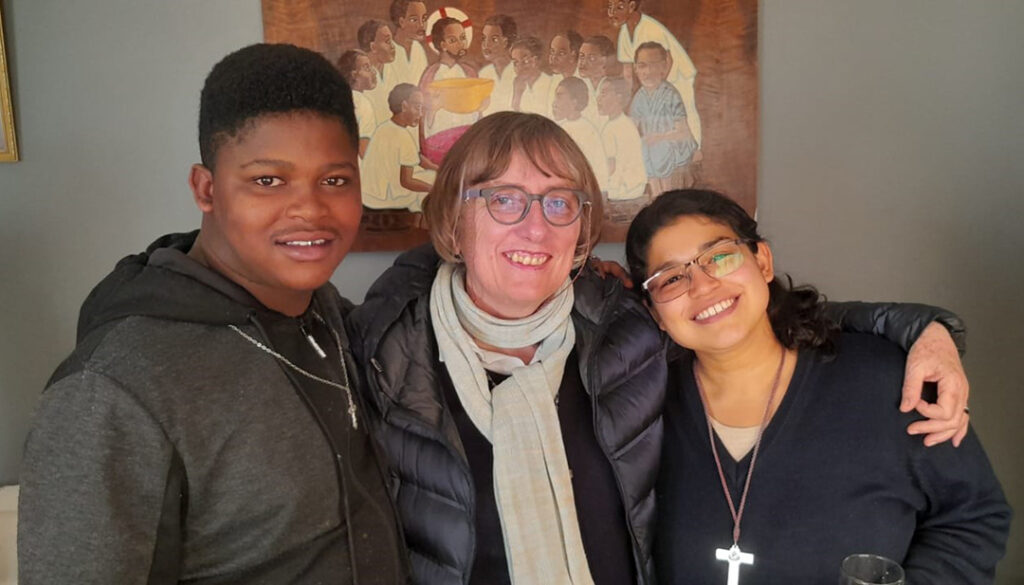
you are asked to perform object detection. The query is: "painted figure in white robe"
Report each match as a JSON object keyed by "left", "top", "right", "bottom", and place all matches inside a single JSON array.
[
  {"left": 358, "top": 19, "right": 398, "bottom": 128},
  {"left": 547, "top": 30, "right": 582, "bottom": 114},
  {"left": 337, "top": 49, "right": 378, "bottom": 159},
  {"left": 597, "top": 77, "right": 647, "bottom": 202},
  {"left": 608, "top": 0, "right": 702, "bottom": 148},
  {"left": 479, "top": 14, "right": 517, "bottom": 117},
  {"left": 362, "top": 84, "right": 434, "bottom": 212},
  {"left": 510, "top": 36, "right": 553, "bottom": 119},
  {"left": 577, "top": 35, "right": 618, "bottom": 128},
  {"left": 630, "top": 42, "right": 698, "bottom": 196},
  {"left": 389, "top": 0, "right": 429, "bottom": 87},
  {"left": 552, "top": 76, "right": 609, "bottom": 195},
  {"left": 419, "top": 17, "right": 479, "bottom": 166}
]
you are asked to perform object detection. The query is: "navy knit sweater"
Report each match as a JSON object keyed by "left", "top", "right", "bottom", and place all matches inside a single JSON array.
[{"left": 655, "top": 333, "right": 1011, "bottom": 584}]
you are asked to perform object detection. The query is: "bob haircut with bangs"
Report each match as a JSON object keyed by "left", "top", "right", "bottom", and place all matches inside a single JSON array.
[{"left": 422, "top": 111, "right": 605, "bottom": 267}]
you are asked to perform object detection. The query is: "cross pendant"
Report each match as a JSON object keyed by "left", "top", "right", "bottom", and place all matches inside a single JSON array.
[{"left": 715, "top": 544, "right": 754, "bottom": 585}]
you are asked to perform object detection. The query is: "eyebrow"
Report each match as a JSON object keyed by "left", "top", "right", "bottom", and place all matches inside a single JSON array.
[
  {"left": 239, "top": 160, "right": 358, "bottom": 172},
  {"left": 649, "top": 236, "right": 732, "bottom": 274}
]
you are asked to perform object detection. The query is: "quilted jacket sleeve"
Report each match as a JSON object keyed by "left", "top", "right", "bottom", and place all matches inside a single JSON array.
[{"left": 825, "top": 301, "right": 966, "bottom": 355}]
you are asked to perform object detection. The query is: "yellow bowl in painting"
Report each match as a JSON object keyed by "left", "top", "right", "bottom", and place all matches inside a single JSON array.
[{"left": 428, "top": 78, "right": 495, "bottom": 114}]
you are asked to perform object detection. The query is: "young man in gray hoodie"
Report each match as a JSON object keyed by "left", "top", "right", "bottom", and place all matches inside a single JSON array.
[{"left": 18, "top": 43, "right": 407, "bottom": 585}]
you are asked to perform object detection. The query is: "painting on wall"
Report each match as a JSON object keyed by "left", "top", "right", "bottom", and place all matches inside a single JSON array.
[
  {"left": 0, "top": 7, "right": 18, "bottom": 163},
  {"left": 263, "top": 0, "right": 756, "bottom": 251}
]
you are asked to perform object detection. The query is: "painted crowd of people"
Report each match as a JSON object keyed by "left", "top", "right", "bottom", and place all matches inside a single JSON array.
[{"left": 337, "top": 0, "right": 704, "bottom": 215}]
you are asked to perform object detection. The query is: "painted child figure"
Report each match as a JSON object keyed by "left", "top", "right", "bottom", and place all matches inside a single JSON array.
[
  {"left": 630, "top": 41, "right": 699, "bottom": 196},
  {"left": 552, "top": 76, "right": 610, "bottom": 195},
  {"left": 363, "top": 83, "right": 435, "bottom": 212},
  {"left": 337, "top": 49, "right": 378, "bottom": 158},
  {"left": 358, "top": 19, "right": 399, "bottom": 127},
  {"left": 597, "top": 76, "right": 648, "bottom": 206},
  {"left": 478, "top": 14, "right": 518, "bottom": 117},
  {"left": 18, "top": 44, "right": 407, "bottom": 585}
]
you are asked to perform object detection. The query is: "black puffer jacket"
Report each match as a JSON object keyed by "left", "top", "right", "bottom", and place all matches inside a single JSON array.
[{"left": 348, "top": 245, "right": 667, "bottom": 585}]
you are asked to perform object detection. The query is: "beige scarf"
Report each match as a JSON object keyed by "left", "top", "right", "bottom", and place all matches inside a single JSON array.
[{"left": 430, "top": 262, "right": 595, "bottom": 584}]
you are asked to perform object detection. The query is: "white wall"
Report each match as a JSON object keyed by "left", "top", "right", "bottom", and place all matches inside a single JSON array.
[
  {"left": 0, "top": 0, "right": 1020, "bottom": 581},
  {"left": 757, "top": 3, "right": 1023, "bottom": 581}
]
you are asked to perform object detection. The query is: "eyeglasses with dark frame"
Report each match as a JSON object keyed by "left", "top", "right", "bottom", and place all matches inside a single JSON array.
[
  {"left": 642, "top": 238, "right": 755, "bottom": 303},
  {"left": 463, "top": 185, "right": 589, "bottom": 226}
]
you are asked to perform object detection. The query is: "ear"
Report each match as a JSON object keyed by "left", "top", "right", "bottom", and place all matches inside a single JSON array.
[
  {"left": 189, "top": 164, "right": 215, "bottom": 213},
  {"left": 754, "top": 240, "right": 775, "bottom": 284}
]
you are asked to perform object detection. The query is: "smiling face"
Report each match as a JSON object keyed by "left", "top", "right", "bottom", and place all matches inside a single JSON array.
[
  {"left": 440, "top": 22, "right": 468, "bottom": 60},
  {"left": 635, "top": 46, "right": 669, "bottom": 90},
  {"left": 645, "top": 215, "right": 775, "bottom": 355},
  {"left": 398, "top": 1, "right": 427, "bottom": 41},
  {"left": 481, "top": 24, "right": 509, "bottom": 62},
  {"left": 371, "top": 25, "right": 397, "bottom": 63},
  {"left": 351, "top": 54, "right": 377, "bottom": 91},
  {"left": 189, "top": 112, "right": 362, "bottom": 316},
  {"left": 457, "top": 151, "right": 583, "bottom": 319},
  {"left": 549, "top": 35, "right": 576, "bottom": 76}
]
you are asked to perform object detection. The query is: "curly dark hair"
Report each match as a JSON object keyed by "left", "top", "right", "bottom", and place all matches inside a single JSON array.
[
  {"left": 626, "top": 189, "right": 839, "bottom": 354},
  {"left": 198, "top": 43, "right": 357, "bottom": 169}
]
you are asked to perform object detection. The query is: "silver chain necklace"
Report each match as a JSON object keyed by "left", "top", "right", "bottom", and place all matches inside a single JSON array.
[{"left": 228, "top": 323, "right": 358, "bottom": 430}]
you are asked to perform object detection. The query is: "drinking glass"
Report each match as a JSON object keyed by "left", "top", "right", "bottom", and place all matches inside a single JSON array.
[{"left": 839, "top": 554, "right": 905, "bottom": 585}]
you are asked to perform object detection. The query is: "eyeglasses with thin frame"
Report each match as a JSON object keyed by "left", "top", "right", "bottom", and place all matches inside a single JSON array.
[
  {"left": 642, "top": 238, "right": 754, "bottom": 303},
  {"left": 463, "top": 185, "right": 589, "bottom": 226}
]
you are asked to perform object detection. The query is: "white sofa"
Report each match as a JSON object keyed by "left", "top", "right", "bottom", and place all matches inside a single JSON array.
[{"left": 0, "top": 485, "right": 16, "bottom": 585}]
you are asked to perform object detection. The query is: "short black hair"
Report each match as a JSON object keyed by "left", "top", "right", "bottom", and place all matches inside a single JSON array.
[
  {"left": 198, "top": 43, "right": 357, "bottom": 169},
  {"left": 431, "top": 17, "right": 461, "bottom": 51}
]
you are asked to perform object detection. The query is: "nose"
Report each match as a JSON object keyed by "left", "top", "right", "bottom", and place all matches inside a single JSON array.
[
  {"left": 287, "top": 185, "right": 329, "bottom": 222},
  {"left": 515, "top": 199, "right": 550, "bottom": 239},
  {"left": 686, "top": 264, "right": 721, "bottom": 298}
]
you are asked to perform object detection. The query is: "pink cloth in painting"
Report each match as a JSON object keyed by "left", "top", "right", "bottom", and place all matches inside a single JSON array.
[{"left": 422, "top": 125, "right": 471, "bottom": 166}]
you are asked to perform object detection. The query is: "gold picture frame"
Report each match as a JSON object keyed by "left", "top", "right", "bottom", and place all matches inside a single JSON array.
[{"left": 0, "top": 7, "right": 18, "bottom": 163}]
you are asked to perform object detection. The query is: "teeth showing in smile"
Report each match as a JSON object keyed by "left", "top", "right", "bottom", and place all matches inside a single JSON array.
[
  {"left": 695, "top": 298, "right": 736, "bottom": 321},
  {"left": 507, "top": 251, "right": 549, "bottom": 266},
  {"left": 283, "top": 239, "right": 327, "bottom": 247}
]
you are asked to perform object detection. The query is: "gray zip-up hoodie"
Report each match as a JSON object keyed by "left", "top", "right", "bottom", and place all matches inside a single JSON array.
[{"left": 18, "top": 232, "right": 407, "bottom": 585}]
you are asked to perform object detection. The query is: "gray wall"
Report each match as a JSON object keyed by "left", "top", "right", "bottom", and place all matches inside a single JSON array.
[{"left": 0, "top": 0, "right": 1020, "bottom": 581}]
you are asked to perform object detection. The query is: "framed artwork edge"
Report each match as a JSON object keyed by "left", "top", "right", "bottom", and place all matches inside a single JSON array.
[{"left": 0, "top": 6, "right": 19, "bottom": 163}]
